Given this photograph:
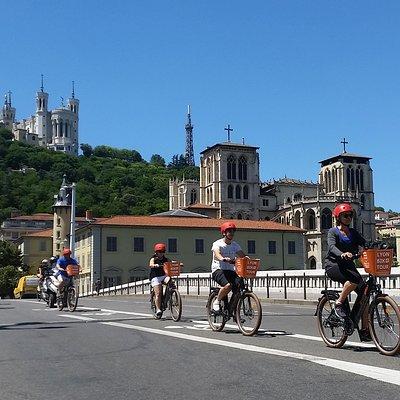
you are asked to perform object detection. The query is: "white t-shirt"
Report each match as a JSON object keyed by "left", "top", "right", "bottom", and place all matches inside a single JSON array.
[{"left": 211, "top": 238, "right": 242, "bottom": 272}]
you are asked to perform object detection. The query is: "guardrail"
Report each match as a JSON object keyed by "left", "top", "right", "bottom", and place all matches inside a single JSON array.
[{"left": 78, "top": 268, "right": 400, "bottom": 301}]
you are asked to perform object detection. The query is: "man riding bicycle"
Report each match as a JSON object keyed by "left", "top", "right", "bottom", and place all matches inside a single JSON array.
[
  {"left": 53, "top": 248, "right": 78, "bottom": 295},
  {"left": 325, "top": 203, "right": 370, "bottom": 340},
  {"left": 149, "top": 243, "right": 172, "bottom": 319},
  {"left": 211, "top": 222, "right": 248, "bottom": 313}
]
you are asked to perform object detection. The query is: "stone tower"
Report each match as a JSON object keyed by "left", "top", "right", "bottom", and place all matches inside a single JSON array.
[
  {"left": 35, "top": 75, "right": 52, "bottom": 146},
  {"left": 52, "top": 176, "right": 72, "bottom": 256},
  {"left": 0, "top": 92, "right": 16, "bottom": 129}
]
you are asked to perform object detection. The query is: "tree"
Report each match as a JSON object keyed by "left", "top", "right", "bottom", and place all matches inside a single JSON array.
[
  {"left": 150, "top": 154, "right": 166, "bottom": 167},
  {"left": 0, "top": 266, "right": 23, "bottom": 298},
  {"left": 0, "top": 241, "right": 23, "bottom": 270},
  {"left": 80, "top": 143, "right": 93, "bottom": 157}
]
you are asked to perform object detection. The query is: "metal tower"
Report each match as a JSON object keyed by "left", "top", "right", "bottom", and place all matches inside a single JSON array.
[{"left": 185, "top": 105, "right": 195, "bottom": 166}]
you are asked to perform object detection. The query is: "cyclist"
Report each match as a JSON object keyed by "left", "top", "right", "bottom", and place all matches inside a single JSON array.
[
  {"left": 325, "top": 203, "right": 370, "bottom": 339},
  {"left": 37, "top": 259, "right": 50, "bottom": 280},
  {"left": 149, "top": 243, "right": 171, "bottom": 319},
  {"left": 53, "top": 248, "right": 78, "bottom": 295},
  {"left": 211, "top": 222, "right": 248, "bottom": 312}
]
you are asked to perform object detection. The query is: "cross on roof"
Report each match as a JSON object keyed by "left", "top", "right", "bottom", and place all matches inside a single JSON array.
[
  {"left": 225, "top": 124, "right": 233, "bottom": 142},
  {"left": 341, "top": 137, "right": 348, "bottom": 153}
]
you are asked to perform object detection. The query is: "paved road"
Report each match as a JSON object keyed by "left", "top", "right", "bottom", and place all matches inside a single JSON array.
[{"left": 1, "top": 295, "right": 399, "bottom": 400}]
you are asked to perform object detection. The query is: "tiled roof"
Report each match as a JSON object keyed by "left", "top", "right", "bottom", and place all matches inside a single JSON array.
[
  {"left": 185, "top": 203, "right": 219, "bottom": 209},
  {"left": 23, "top": 228, "right": 53, "bottom": 238},
  {"left": 12, "top": 213, "right": 53, "bottom": 221},
  {"left": 152, "top": 209, "right": 209, "bottom": 218},
  {"left": 85, "top": 215, "right": 305, "bottom": 232}
]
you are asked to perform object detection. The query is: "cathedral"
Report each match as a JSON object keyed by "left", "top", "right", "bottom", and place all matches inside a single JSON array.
[
  {"left": 0, "top": 77, "right": 79, "bottom": 156},
  {"left": 169, "top": 131, "right": 376, "bottom": 269}
]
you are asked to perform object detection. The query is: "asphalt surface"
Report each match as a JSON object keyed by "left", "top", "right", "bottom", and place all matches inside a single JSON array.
[{"left": 1, "top": 295, "right": 400, "bottom": 400}]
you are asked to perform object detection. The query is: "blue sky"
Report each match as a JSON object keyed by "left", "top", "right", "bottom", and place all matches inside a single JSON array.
[{"left": 1, "top": 1, "right": 399, "bottom": 210}]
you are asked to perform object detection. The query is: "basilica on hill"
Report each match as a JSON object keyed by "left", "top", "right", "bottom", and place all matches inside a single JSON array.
[
  {"left": 0, "top": 76, "right": 79, "bottom": 156},
  {"left": 169, "top": 130, "right": 376, "bottom": 269}
]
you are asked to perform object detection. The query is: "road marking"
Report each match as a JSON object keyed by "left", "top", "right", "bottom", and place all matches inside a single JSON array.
[
  {"left": 78, "top": 306, "right": 152, "bottom": 317},
  {"left": 60, "top": 314, "right": 400, "bottom": 386}
]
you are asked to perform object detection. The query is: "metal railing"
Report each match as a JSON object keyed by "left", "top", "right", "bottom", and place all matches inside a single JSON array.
[{"left": 79, "top": 268, "right": 400, "bottom": 301}]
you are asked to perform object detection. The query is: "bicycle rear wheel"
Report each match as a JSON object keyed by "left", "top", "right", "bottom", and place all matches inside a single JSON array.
[
  {"left": 236, "top": 292, "right": 262, "bottom": 336},
  {"left": 369, "top": 295, "right": 400, "bottom": 356},
  {"left": 206, "top": 291, "right": 226, "bottom": 332},
  {"left": 67, "top": 287, "right": 78, "bottom": 312},
  {"left": 150, "top": 289, "right": 157, "bottom": 319},
  {"left": 169, "top": 289, "right": 182, "bottom": 322},
  {"left": 316, "top": 296, "right": 347, "bottom": 348}
]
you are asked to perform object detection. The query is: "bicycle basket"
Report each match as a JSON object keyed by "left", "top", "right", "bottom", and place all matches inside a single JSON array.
[
  {"left": 360, "top": 249, "right": 394, "bottom": 277},
  {"left": 163, "top": 261, "right": 181, "bottom": 277},
  {"left": 66, "top": 264, "right": 80, "bottom": 277},
  {"left": 235, "top": 258, "right": 260, "bottom": 278}
]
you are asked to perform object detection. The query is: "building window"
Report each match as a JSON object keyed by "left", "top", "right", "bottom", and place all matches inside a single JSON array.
[
  {"left": 190, "top": 189, "right": 197, "bottom": 205},
  {"left": 238, "top": 156, "right": 247, "bottom": 180},
  {"left": 263, "top": 199, "right": 269, "bottom": 207},
  {"left": 57, "top": 217, "right": 61, "bottom": 226},
  {"left": 168, "top": 238, "right": 177, "bottom": 253},
  {"left": 56, "top": 230, "right": 61, "bottom": 239},
  {"left": 235, "top": 185, "right": 241, "bottom": 199},
  {"left": 268, "top": 241, "right": 276, "bottom": 254},
  {"left": 227, "top": 155, "right": 236, "bottom": 180},
  {"left": 227, "top": 185, "right": 233, "bottom": 199},
  {"left": 321, "top": 208, "right": 333, "bottom": 230},
  {"left": 288, "top": 241, "right": 296, "bottom": 255},
  {"left": 106, "top": 236, "right": 117, "bottom": 252},
  {"left": 247, "top": 240, "right": 256, "bottom": 254},
  {"left": 195, "top": 239, "right": 204, "bottom": 253},
  {"left": 39, "top": 240, "right": 47, "bottom": 252},
  {"left": 133, "top": 237, "right": 144, "bottom": 252},
  {"left": 243, "top": 185, "right": 249, "bottom": 200}
]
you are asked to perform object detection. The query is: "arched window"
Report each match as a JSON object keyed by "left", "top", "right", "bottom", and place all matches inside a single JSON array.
[
  {"left": 210, "top": 187, "right": 213, "bottom": 203},
  {"left": 309, "top": 257, "right": 317, "bottom": 270},
  {"left": 237, "top": 213, "right": 242, "bottom": 220},
  {"left": 360, "top": 194, "right": 365, "bottom": 210},
  {"left": 356, "top": 168, "right": 360, "bottom": 190},
  {"left": 294, "top": 211, "right": 301, "bottom": 228},
  {"left": 243, "top": 185, "right": 249, "bottom": 199},
  {"left": 346, "top": 168, "right": 351, "bottom": 190},
  {"left": 207, "top": 159, "right": 212, "bottom": 184},
  {"left": 327, "top": 170, "right": 331, "bottom": 192},
  {"left": 321, "top": 208, "right": 332, "bottom": 230},
  {"left": 235, "top": 185, "right": 241, "bottom": 199},
  {"left": 351, "top": 168, "right": 355, "bottom": 190},
  {"left": 238, "top": 156, "right": 247, "bottom": 180},
  {"left": 227, "top": 185, "right": 233, "bottom": 199},
  {"left": 305, "top": 209, "right": 316, "bottom": 230},
  {"left": 360, "top": 170, "right": 364, "bottom": 190},
  {"left": 227, "top": 155, "right": 236, "bottom": 180},
  {"left": 325, "top": 170, "right": 329, "bottom": 191},
  {"left": 294, "top": 193, "right": 302, "bottom": 202},
  {"left": 190, "top": 189, "right": 197, "bottom": 204},
  {"left": 332, "top": 168, "right": 336, "bottom": 191}
]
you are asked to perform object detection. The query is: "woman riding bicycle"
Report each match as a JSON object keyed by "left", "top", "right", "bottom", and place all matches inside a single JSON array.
[
  {"left": 149, "top": 243, "right": 171, "bottom": 319},
  {"left": 211, "top": 222, "right": 248, "bottom": 312},
  {"left": 325, "top": 203, "right": 370, "bottom": 339}
]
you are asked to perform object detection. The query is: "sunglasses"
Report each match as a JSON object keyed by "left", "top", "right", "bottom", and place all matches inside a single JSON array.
[{"left": 341, "top": 213, "right": 353, "bottom": 218}]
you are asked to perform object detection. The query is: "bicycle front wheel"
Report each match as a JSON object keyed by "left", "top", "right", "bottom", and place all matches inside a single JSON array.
[
  {"left": 236, "top": 292, "right": 262, "bottom": 336},
  {"left": 169, "top": 289, "right": 182, "bottom": 322},
  {"left": 369, "top": 295, "right": 400, "bottom": 356},
  {"left": 316, "top": 296, "right": 347, "bottom": 348},
  {"left": 206, "top": 291, "right": 226, "bottom": 332},
  {"left": 67, "top": 287, "right": 78, "bottom": 312}
]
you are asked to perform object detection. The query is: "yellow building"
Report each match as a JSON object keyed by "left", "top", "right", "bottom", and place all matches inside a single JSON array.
[
  {"left": 17, "top": 229, "right": 53, "bottom": 274},
  {"left": 74, "top": 215, "right": 306, "bottom": 292}
]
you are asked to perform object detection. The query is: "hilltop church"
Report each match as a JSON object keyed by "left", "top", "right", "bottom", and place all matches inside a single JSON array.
[
  {"left": 169, "top": 132, "right": 376, "bottom": 269},
  {"left": 0, "top": 77, "right": 79, "bottom": 156}
]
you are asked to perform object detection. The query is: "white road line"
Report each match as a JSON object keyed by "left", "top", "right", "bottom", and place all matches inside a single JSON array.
[
  {"left": 289, "top": 333, "right": 375, "bottom": 349},
  {"left": 60, "top": 314, "right": 400, "bottom": 386},
  {"left": 78, "top": 306, "right": 152, "bottom": 317}
]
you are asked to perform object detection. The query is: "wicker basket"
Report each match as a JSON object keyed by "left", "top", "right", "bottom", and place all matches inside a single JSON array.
[
  {"left": 360, "top": 249, "right": 394, "bottom": 277},
  {"left": 235, "top": 258, "right": 260, "bottom": 278},
  {"left": 163, "top": 261, "right": 182, "bottom": 277}
]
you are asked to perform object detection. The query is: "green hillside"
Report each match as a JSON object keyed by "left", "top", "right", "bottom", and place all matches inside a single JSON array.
[{"left": 0, "top": 128, "right": 199, "bottom": 222}]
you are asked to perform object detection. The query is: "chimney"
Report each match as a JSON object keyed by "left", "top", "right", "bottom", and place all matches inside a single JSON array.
[{"left": 85, "top": 210, "right": 93, "bottom": 221}]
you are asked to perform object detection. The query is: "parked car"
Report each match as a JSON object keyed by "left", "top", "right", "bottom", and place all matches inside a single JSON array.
[{"left": 14, "top": 275, "right": 40, "bottom": 299}]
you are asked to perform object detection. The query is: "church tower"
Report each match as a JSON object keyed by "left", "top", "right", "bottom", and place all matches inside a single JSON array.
[
  {"left": 319, "top": 140, "right": 375, "bottom": 240},
  {"left": 52, "top": 175, "right": 72, "bottom": 256},
  {"left": 35, "top": 75, "right": 51, "bottom": 146},
  {"left": 199, "top": 126, "right": 260, "bottom": 219},
  {"left": 67, "top": 81, "right": 79, "bottom": 155},
  {"left": 0, "top": 91, "right": 16, "bottom": 129}
]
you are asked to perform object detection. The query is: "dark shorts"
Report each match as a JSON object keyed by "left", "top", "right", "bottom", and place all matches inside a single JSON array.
[
  {"left": 212, "top": 269, "right": 242, "bottom": 292},
  {"left": 326, "top": 263, "right": 365, "bottom": 294}
]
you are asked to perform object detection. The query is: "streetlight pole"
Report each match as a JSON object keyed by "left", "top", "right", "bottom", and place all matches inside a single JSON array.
[{"left": 69, "top": 183, "right": 76, "bottom": 255}]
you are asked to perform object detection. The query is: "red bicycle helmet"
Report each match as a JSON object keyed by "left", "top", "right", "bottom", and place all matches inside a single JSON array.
[
  {"left": 333, "top": 203, "right": 353, "bottom": 218},
  {"left": 220, "top": 221, "right": 237, "bottom": 234},
  {"left": 154, "top": 243, "right": 166, "bottom": 252},
  {"left": 62, "top": 248, "right": 72, "bottom": 256}
]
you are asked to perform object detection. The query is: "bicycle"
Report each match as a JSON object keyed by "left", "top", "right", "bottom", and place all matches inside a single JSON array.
[
  {"left": 316, "top": 247, "right": 400, "bottom": 356},
  {"left": 150, "top": 261, "right": 182, "bottom": 321},
  {"left": 57, "top": 265, "right": 79, "bottom": 312},
  {"left": 206, "top": 258, "right": 262, "bottom": 336}
]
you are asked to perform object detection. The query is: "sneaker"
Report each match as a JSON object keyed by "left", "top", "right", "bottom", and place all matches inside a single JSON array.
[
  {"left": 359, "top": 329, "right": 372, "bottom": 342},
  {"left": 156, "top": 309, "right": 162, "bottom": 319},
  {"left": 334, "top": 303, "right": 347, "bottom": 319},
  {"left": 212, "top": 299, "right": 221, "bottom": 312}
]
